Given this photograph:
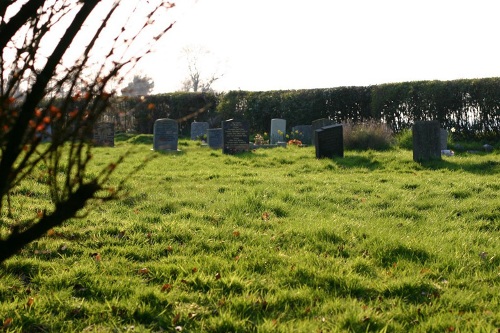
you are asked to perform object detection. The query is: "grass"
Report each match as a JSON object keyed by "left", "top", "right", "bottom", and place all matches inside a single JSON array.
[{"left": 1, "top": 137, "right": 499, "bottom": 332}]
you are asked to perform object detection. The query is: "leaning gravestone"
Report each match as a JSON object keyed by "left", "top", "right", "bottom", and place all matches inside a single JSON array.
[
  {"left": 440, "top": 128, "right": 448, "bottom": 150},
  {"left": 270, "top": 118, "right": 286, "bottom": 144},
  {"left": 190, "top": 121, "right": 209, "bottom": 140},
  {"left": 222, "top": 119, "right": 249, "bottom": 154},
  {"left": 153, "top": 118, "right": 178, "bottom": 151},
  {"left": 92, "top": 122, "right": 114, "bottom": 147},
  {"left": 315, "top": 124, "right": 343, "bottom": 159},
  {"left": 412, "top": 120, "right": 441, "bottom": 162},
  {"left": 291, "top": 125, "right": 313, "bottom": 145},
  {"left": 207, "top": 128, "right": 223, "bottom": 149},
  {"left": 311, "top": 118, "right": 334, "bottom": 145}
]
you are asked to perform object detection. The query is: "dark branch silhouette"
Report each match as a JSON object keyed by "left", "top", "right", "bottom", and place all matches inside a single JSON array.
[{"left": 0, "top": 0, "right": 176, "bottom": 264}]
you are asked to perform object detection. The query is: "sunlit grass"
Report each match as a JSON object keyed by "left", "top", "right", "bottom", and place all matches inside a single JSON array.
[{"left": 1, "top": 137, "right": 499, "bottom": 332}]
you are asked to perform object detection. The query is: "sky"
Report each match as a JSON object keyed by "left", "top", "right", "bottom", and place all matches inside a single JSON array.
[{"left": 86, "top": 0, "right": 500, "bottom": 93}]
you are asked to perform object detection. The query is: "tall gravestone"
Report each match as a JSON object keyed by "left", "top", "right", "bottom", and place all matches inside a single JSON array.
[
  {"left": 440, "top": 128, "right": 448, "bottom": 150},
  {"left": 291, "top": 125, "right": 313, "bottom": 145},
  {"left": 311, "top": 118, "right": 334, "bottom": 145},
  {"left": 207, "top": 128, "right": 223, "bottom": 149},
  {"left": 153, "top": 118, "right": 178, "bottom": 151},
  {"left": 222, "top": 119, "right": 249, "bottom": 154},
  {"left": 190, "top": 121, "right": 209, "bottom": 140},
  {"left": 270, "top": 118, "right": 286, "bottom": 144},
  {"left": 92, "top": 122, "right": 114, "bottom": 147},
  {"left": 412, "top": 120, "right": 441, "bottom": 162},
  {"left": 315, "top": 124, "right": 343, "bottom": 159}
]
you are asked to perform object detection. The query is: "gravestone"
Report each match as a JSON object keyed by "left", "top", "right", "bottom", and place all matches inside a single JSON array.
[
  {"left": 153, "top": 118, "right": 178, "bottom": 151},
  {"left": 270, "top": 118, "right": 286, "bottom": 144},
  {"left": 190, "top": 121, "right": 209, "bottom": 140},
  {"left": 291, "top": 125, "right": 313, "bottom": 145},
  {"left": 315, "top": 124, "right": 343, "bottom": 158},
  {"left": 412, "top": 120, "right": 441, "bottom": 162},
  {"left": 207, "top": 128, "right": 223, "bottom": 149},
  {"left": 92, "top": 122, "right": 114, "bottom": 147},
  {"left": 311, "top": 118, "right": 334, "bottom": 145},
  {"left": 440, "top": 128, "right": 448, "bottom": 150},
  {"left": 222, "top": 119, "right": 249, "bottom": 154}
]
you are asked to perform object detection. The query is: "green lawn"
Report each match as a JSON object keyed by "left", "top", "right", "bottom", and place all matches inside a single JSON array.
[{"left": 1, "top": 137, "right": 499, "bottom": 332}]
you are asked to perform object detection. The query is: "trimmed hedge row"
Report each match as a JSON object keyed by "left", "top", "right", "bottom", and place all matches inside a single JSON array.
[{"left": 125, "top": 78, "right": 500, "bottom": 140}]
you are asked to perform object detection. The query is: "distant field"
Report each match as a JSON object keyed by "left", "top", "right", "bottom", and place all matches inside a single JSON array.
[{"left": 1, "top": 137, "right": 499, "bottom": 332}]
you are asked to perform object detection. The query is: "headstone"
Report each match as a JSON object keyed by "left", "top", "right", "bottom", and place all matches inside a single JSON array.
[
  {"left": 92, "top": 122, "right": 114, "bottom": 147},
  {"left": 153, "top": 118, "right": 178, "bottom": 151},
  {"left": 315, "top": 124, "right": 343, "bottom": 159},
  {"left": 207, "top": 128, "right": 223, "bottom": 149},
  {"left": 41, "top": 125, "right": 52, "bottom": 143},
  {"left": 483, "top": 144, "right": 494, "bottom": 152},
  {"left": 311, "top": 118, "right": 334, "bottom": 145},
  {"left": 412, "top": 120, "right": 441, "bottom": 162},
  {"left": 291, "top": 125, "right": 313, "bottom": 145},
  {"left": 440, "top": 128, "right": 448, "bottom": 150},
  {"left": 270, "top": 118, "right": 286, "bottom": 144},
  {"left": 190, "top": 121, "right": 209, "bottom": 140},
  {"left": 222, "top": 119, "right": 249, "bottom": 155}
]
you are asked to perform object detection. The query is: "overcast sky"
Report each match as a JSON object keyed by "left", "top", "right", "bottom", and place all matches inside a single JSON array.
[{"left": 132, "top": 0, "right": 500, "bottom": 93}]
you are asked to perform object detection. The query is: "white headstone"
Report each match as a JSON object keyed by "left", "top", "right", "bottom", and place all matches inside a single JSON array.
[{"left": 270, "top": 118, "right": 286, "bottom": 144}]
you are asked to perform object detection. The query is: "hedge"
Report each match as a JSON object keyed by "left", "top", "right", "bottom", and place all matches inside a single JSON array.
[{"left": 117, "top": 77, "right": 500, "bottom": 140}]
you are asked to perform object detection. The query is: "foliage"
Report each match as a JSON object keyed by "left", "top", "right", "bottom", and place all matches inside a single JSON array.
[
  {"left": 210, "top": 78, "right": 500, "bottom": 140},
  {"left": 0, "top": 0, "right": 175, "bottom": 263},
  {"left": 180, "top": 45, "right": 224, "bottom": 93},
  {"left": 118, "top": 92, "right": 220, "bottom": 136},
  {"left": 343, "top": 120, "right": 395, "bottom": 151},
  {"left": 121, "top": 75, "right": 155, "bottom": 97},
  {"left": 1, "top": 138, "right": 499, "bottom": 331},
  {"left": 396, "top": 129, "right": 413, "bottom": 150}
]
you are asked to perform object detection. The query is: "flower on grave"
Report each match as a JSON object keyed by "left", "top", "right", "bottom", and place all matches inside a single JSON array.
[
  {"left": 287, "top": 139, "right": 302, "bottom": 146},
  {"left": 451, "top": 127, "right": 456, "bottom": 133},
  {"left": 254, "top": 134, "right": 269, "bottom": 145},
  {"left": 289, "top": 130, "right": 303, "bottom": 140}
]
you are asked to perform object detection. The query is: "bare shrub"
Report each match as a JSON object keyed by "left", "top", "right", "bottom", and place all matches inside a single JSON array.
[{"left": 343, "top": 120, "right": 395, "bottom": 151}]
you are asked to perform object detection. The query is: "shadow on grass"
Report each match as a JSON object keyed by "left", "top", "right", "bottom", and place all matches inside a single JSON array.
[
  {"left": 334, "top": 155, "right": 382, "bottom": 171},
  {"left": 116, "top": 134, "right": 153, "bottom": 145},
  {"left": 418, "top": 158, "right": 500, "bottom": 174},
  {"left": 378, "top": 245, "right": 432, "bottom": 268},
  {"left": 383, "top": 282, "right": 440, "bottom": 304}
]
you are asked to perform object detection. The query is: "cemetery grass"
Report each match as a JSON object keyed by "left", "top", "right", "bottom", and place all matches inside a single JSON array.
[{"left": 1, "top": 137, "right": 499, "bottom": 333}]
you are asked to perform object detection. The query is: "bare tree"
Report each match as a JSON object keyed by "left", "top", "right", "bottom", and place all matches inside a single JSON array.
[
  {"left": 121, "top": 74, "right": 155, "bottom": 97},
  {"left": 0, "top": 0, "right": 175, "bottom": 264},
  {"left": 180, "top": 45, "right": 224, "bottom": 92}
]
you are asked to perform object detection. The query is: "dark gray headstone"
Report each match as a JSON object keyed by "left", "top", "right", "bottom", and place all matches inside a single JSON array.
[
  {"left": 270, "top": 118, "right": 286, "bottom": 144},
  {"left": 207, "top": 128, "right": 223, "bottom": 149},
  {"left": 153, "top": 118, "right": 178, "bottom": 151},
  {"left": 315, "top": 124, "right": 343, "bottom": 159},
  {"left": 311, "top": 118, "right": 334, "bottom": 145},
  {"left": 190, "top": 121, "right": 209, "bottom": 140},
  {"left": 222, "top": 119, "right": 249, "bottom": 155},
  {"left": 93, "top": 122, "right": 114, "bottom": 147},
  {"left": 412, "top": 121, "right": 441, "bottom": 162},
  {"left": 440, "top": 128, "right": 448, "bottom": 150},
  {"left": 291, "top": 125, "right": 313, "bottom": 145}
]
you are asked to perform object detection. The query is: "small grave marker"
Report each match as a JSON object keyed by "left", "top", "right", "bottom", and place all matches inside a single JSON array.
[
  {"left": 92, "top": 122, "right": 114, "bottom": 147},
  {"left": 311, "top": 118, "right": 334, "bottom": 145},
  {"left": 291, "top": 125, "right": 313, "bottom": 145},
  {"left": 412, "top": 120, "right": 441, "bottom": 161},
  {"left": 315, "top": 124, "right": 343, "bottom": 158},
  {"left": 153, "top": 118, "right": 178, "bottom": 151},
  {"left": 270, "top": 118, "right": 286, "bottom": 144},
  {"left": 207, "top": 128, "right": 223, "bottom": 149},
  {"left": 222, "top": 119, "right": 249, "bottom": 154},
  {"left": 190, "top": 121, "right": 209, "bottom": 140}
]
